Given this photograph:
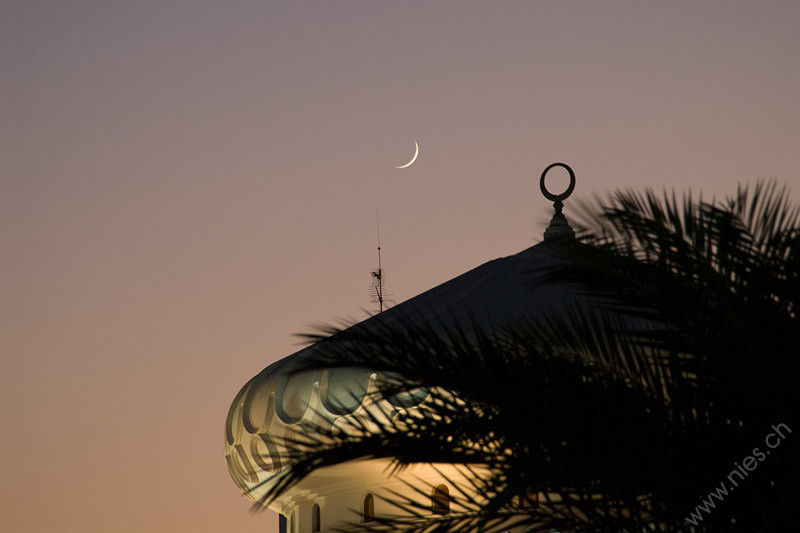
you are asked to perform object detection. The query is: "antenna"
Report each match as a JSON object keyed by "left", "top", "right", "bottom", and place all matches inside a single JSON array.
[{"left": 369, "top": 209, "right": 390, "bottom": 313}]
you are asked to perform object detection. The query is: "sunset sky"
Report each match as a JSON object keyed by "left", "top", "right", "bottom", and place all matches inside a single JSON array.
[{"left": 2, "top": 2, "right": 799, "bottom": 532}]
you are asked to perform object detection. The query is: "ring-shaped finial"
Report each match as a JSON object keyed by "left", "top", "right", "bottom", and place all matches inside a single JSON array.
[{"left": 540, "top": 162, "right": 576, "bottom": 202}]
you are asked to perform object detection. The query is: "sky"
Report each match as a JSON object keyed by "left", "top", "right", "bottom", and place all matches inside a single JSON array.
[{"left": 2, "top": 2, "right": 799, "bottom": 532}]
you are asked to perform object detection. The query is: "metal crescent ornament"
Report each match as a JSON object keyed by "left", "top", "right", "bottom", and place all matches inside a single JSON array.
[
  {"left": 395, "top": 139, "right": 419, "bottom": 169},
  {"left": 540, "top": 162, "right": 576, "bottom": 202}
]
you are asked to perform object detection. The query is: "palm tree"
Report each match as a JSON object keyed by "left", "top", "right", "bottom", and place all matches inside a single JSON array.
[{"left": 260, "top": 181, "right": 800, "bottom": 532}]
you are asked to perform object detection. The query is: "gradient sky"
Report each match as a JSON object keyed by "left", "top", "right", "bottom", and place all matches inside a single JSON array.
[{"left": 2, "top": 2, "right": 799, "bottom": 532}]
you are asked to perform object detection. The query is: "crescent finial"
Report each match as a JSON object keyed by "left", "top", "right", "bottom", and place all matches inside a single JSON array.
[{"left": 540, "top": 162, "right": 576, "bottom": 241}]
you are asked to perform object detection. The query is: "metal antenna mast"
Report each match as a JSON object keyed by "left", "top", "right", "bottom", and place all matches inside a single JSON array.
[{"left": 370, "top": 209, "right": 385, "bottom": 313}]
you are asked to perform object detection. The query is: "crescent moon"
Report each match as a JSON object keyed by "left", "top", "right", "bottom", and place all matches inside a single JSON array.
[{"left": 395, "top": 139, "right": 419, "bottom": 169}]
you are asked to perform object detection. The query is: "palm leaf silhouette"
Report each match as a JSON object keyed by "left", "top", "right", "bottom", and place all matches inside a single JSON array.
[{"left": 255, "top": 181, "right": 799, "bottom": 532}]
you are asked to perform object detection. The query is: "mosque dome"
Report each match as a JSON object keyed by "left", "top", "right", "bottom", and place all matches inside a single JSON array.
[{"left": 225, "top": 164, "right": 581, "bottom": 532}]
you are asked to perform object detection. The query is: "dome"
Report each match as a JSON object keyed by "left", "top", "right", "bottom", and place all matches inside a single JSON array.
[
  {"left": 224, "top": 164, "right": 583, "bottom": 531},
  {"left": 224, "top": 240, "right": 583, "bottom": 498}
]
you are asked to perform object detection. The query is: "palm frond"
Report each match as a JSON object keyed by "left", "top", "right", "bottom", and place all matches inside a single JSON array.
[{"left": 257, "top": 180, "right": 799, "bottom": 532}]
